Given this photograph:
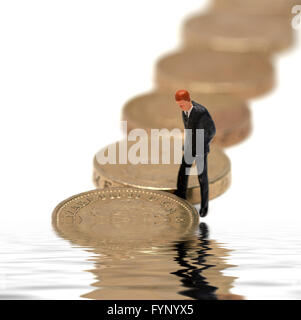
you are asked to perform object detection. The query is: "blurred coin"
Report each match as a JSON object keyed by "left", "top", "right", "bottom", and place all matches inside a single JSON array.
[
  {"left": 122, "top": 91, "right": 251, "bottom": 147},
  {"left": 93, "top": 141, "right": 231, "bottom": 205},
  {"left": 183, "top": 14, "right": 294, "bottom": 53},
  {"left": 52, "top": 188, "right": 199, "bottom": 244},
  {"left": 156, "top": 50, "right": 274, "bottom": 99},
  {"left": 210, "top": 0, "right": 301, "bottom": 16}
]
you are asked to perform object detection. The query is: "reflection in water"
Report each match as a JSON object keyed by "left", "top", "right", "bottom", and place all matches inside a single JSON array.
[
  {"left": 172, "top": 223, "right": 243, "bottom": 300},
  {"left": 53, "top": 199, "right": 243, "bottom": 300},
  {"left": 172, "top": 223, "right": 218, "bottom": 300}
]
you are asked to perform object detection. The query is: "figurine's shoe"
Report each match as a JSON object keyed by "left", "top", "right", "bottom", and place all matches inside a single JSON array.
[
  {"left": 173, "top": 190, "right": 186, "bottom": 199},
  {"left": 199, "top": 207, "right": 208, "bottom": 218}
]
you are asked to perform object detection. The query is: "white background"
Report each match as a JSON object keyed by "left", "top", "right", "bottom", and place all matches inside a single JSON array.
[{"left": 0, "top": 0, "right": 301, "bottom": 299}]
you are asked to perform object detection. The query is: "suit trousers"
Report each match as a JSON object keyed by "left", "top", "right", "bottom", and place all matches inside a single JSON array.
[{"left": 176, "top": 153, "right": 209, "bottom": 210}]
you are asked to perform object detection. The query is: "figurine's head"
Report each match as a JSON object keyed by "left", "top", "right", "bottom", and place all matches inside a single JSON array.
[{"left": 175, "top": 89, "right": 192, "bottom": 111}]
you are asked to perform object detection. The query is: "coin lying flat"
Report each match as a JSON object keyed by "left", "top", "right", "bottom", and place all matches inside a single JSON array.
[
  {"left": 93, "top": 141, "right": 231, "bottom": 204},
  {"left": 52, "top": 188, "right": 199, "bottom": 245},
  {"left": 156, "top": 50, "right": 274, "bottom": 99},
  {"left": 210, "top": 0, "right": 301, "bottom": 16},
  {"left": 122, "top": 91, "right": 251, "bottom": 147},
  {"left": 183, "top": 14, "right": 294, "bottom": 54}
]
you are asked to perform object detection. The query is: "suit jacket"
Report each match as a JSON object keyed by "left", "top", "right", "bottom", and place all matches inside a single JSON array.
[{"left": 182, "top": 100, "right": 216, "bottom": 155}]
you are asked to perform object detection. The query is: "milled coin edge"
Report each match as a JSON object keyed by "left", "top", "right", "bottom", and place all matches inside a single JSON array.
[{"left": 52, "top": 187, "right": 199, "bottom": 225}]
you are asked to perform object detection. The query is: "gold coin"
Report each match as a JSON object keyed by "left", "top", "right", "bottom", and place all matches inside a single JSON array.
[
  {"left": 52, "top": 188, "right": 199, "bottom": 245},
  {"left": 183, "top": 14, "right": 294, "bottom": 54},
  {"left": 53, "top": 192, "right": 243, "bottom": 299},
  {"left": 156, "top": 50, "right": 274, "bottom": 99},
  {"left": 93, "top": 141, "right": 231, "bottom": 204},
  {"left": 210, "top": 0, "right": 301, "bottom": 16},
  {"left": 122, "top": 91, "right": 251, "bottom": 147}
]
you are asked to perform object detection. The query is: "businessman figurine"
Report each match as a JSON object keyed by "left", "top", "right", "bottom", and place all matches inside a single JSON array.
[{"left": 174, "top": 90, "right": 216, "bottom": 217}]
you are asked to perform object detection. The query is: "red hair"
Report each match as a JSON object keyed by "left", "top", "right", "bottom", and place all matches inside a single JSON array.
[{"left": 175, "top": 89, "right": 190, "bottom": 102}]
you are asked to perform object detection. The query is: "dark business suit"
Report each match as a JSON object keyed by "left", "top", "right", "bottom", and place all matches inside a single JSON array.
[{"left": 175, "top": 100, "right": 216, "bottom": 217}]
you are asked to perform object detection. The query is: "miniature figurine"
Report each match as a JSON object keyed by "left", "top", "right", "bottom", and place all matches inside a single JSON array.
[{"left": 174, "top": 90, "right": 216, "bottom": 217}]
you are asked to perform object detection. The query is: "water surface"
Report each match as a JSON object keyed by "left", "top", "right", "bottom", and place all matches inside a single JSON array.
[{"left": 1, "top": 217, "right": 300, "bottom": 300}]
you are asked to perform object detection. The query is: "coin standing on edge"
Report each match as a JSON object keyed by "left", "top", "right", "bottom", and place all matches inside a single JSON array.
[
  {"left": 93, "top": 141, "right": 231, "bottom": 205},
  {"left": 122, "top": 91, "right": 251, "bottom": 147},
  {"left": 183, "top": 14, "right": 294, "bottom": 54},
  {"left": 52, "top": 188, "right": 199, "bottom": 244},
  {"left": 156, "top": 50, "right": 274, "bottom": 99}
]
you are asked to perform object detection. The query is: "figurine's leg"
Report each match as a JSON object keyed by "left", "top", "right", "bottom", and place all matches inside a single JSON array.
[
  {"left": 174, "top": 155, "right": 193, "bottom": 199},
  {"left": 196, "top": 153, "right": 209, "bottom": 217}
]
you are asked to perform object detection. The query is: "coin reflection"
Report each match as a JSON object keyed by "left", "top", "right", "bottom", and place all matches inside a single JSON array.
[{"left": 53, "top": 191, "right": 243, "bottom": 299}]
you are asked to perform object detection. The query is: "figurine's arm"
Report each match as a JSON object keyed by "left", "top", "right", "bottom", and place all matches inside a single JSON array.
[
  {"left": 195, "top": 109, "right": 216, "bottom": 143},
  {"left": 204, "top": 111, "right": 216, "bottom": 143}
]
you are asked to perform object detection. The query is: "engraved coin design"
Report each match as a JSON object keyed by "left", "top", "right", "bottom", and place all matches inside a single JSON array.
[
  {"left": 156, "top": 49, "right": 274, "bottom": 99},
  {"left": 93, "top": 140, "right": 231, "bottom": 204},
  {"left": 52, "top": 188, "right": 199, "bottom": 245},
  {"left": 122, "top": 91, "right": 251, "bottom": 147},
  {"left": 183, "top": 14, "right": 294, "bottom": 53}
]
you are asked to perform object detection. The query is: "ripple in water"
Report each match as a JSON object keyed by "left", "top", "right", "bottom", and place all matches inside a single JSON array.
[
  {"left": 1, "top": 218, "right": 301, "bottom": 299},
  {"left": 52, "top": 211, "right": 243, "bottom": 300}
]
